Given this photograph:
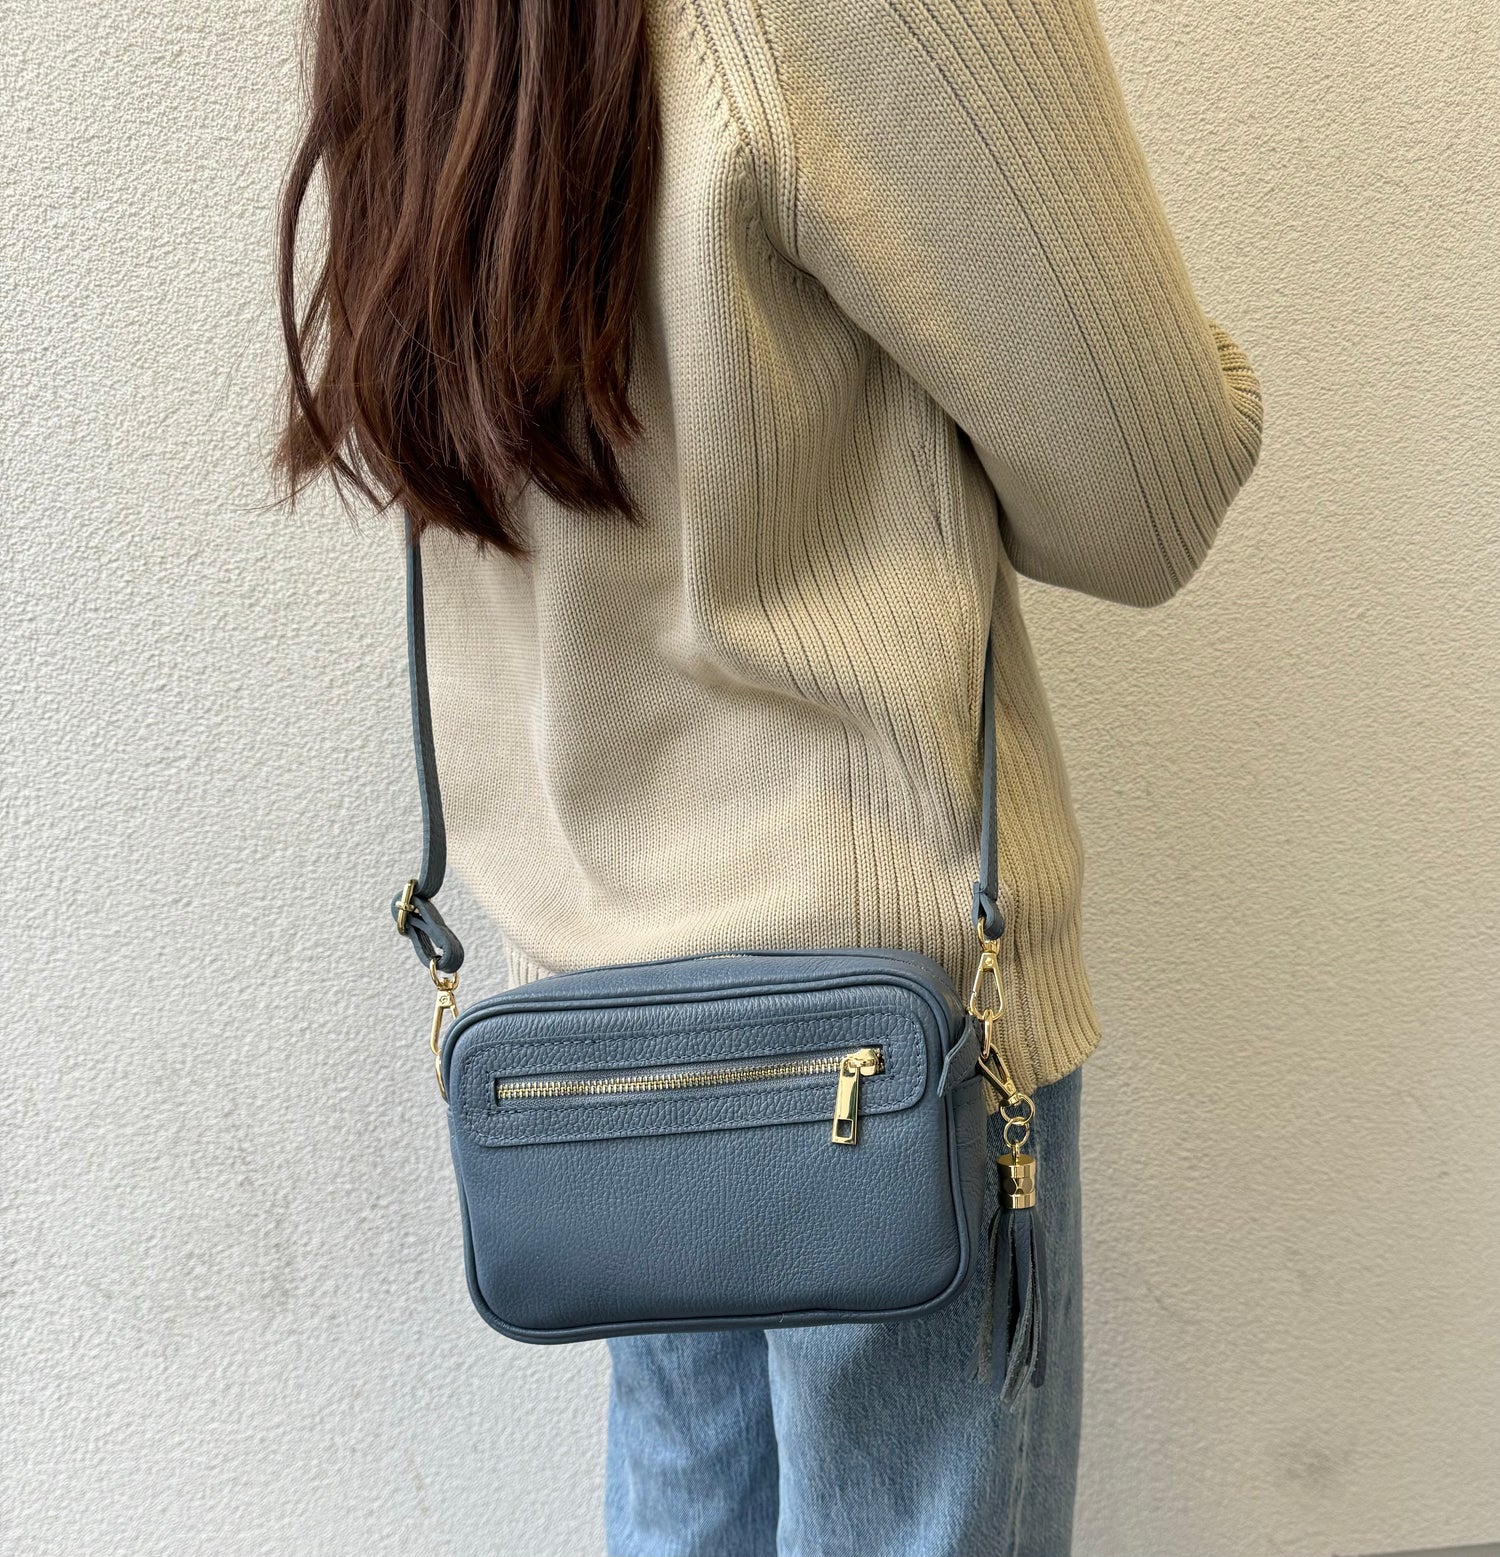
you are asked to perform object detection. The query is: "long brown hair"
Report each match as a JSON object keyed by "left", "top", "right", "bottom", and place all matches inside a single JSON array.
[{"left": 273, "top": 0, "right": 660, "bottom": 553}]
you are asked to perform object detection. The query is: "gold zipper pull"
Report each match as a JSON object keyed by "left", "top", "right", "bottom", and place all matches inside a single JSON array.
[
  {"left": 830, "top": 1046, "right": 883, "bottom": 1146},
  {"left": 427, "top": 961, "right": 460, "bottom": 1100}
]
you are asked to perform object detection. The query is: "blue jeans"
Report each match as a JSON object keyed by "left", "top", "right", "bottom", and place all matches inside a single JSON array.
[{"left": 603, "top": 1067, "right": 1083, "bottom": 1557}]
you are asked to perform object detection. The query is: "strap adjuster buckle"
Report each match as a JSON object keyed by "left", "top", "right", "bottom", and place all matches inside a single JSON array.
[{"left": 395, "top": 878, "right": 418, "bottom": 936}]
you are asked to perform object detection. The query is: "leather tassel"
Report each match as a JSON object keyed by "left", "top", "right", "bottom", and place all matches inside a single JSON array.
[
  {"left": 968, "top": 1152, "right": 1046, "bottom": 1403},
  {"left": 967, "top": 1199, "right": 1009, "bottom": 1386},
  {"left": 998, "top": 1194, "right": 1046, "bottom": 1401}
]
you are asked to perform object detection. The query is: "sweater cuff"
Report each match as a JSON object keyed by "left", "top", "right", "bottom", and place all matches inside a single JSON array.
[{"left": 1208, "top": 318, "right": 1266, "bottom": 469}]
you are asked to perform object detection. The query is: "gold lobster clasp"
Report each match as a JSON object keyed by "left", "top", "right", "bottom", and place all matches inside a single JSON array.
[
  {"left": 967, "top": 937, "right": 1005, "bottom": 1025},
  {"left": 428, "top": 959, "right": 460, "bottom": 1100},
  {"left": 967, "top": 930, "right": 1024, "bottom": 1110}
]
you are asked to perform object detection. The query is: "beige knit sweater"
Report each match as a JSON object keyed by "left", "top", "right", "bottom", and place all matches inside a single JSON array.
[{"left": 418, "top": 0, "right": 1264, "bottom": 1091}]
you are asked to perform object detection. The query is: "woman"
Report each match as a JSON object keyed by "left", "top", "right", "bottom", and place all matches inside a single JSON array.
[{"left": 274, "top": 0, "right": 1263, "bottom": 1551}]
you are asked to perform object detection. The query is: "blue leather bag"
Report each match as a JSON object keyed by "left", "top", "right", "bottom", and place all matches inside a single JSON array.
[{"left": 389, "top": 522, "right": 1045, "bottom": 1390}]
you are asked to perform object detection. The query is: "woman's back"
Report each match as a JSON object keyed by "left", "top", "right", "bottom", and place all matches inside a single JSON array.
[{"left": 416, "top": 0, "right": 1262, "bottom": 1092}]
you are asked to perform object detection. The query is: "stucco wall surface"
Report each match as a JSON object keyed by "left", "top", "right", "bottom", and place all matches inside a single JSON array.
[{"left": 3, "top": 1, "right": 1497, "bottom": 1554}]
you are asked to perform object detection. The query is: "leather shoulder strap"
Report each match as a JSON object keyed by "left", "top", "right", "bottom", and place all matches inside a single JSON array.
[
  {"left": 972, "top": 634, "right": 1006, "bottom": 941},
  {"left": 392, "top": 517, "right": 1004, "bottom": 970},
  {"left": 390, "top": 513, "right": 465, "bottom": 972}
]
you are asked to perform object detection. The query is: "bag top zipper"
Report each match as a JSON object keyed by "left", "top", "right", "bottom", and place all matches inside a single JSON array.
[{"left": 493, "top": 1046, "right": 886, "bottom": 1146}]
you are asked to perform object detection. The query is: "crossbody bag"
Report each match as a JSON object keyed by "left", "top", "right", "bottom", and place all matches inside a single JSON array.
[{"left": 389, "top": 519, "right": 1048, "bottom": 1398}]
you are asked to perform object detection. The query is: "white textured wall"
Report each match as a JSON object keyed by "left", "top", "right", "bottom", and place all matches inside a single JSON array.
[{"left": 3, "top": 0, "right": 1496, "bottom": 1553}]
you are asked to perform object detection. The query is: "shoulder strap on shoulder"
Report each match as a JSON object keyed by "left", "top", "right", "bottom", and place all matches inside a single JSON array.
[
  {"left": 390, "top": 512, "right": 465, "bottom": 973},
  {"left": 391, "top": 516, "right": 1004, "bottom": 970}
]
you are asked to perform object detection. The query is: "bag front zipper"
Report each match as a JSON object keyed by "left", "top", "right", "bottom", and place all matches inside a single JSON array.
[{"left": 493, "top": 1045, "right": 884, "bottom": 1146}]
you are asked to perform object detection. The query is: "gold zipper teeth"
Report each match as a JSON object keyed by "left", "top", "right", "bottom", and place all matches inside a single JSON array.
[{"left": 494, "top": 1051, "right": 881, "bottom": 1102}]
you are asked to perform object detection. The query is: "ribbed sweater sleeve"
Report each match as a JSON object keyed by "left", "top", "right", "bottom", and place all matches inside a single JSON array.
[{"left": 746, "top": 0, "right": 1265, "bottom": 607}]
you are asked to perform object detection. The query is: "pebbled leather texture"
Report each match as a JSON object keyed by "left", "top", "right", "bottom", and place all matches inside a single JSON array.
[
  {"left": 442, "top": 948, "right": 988, "bottom": 1341},
  {"left": 395, "top": 522, "right": 1001, "bottom": 1341}
]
